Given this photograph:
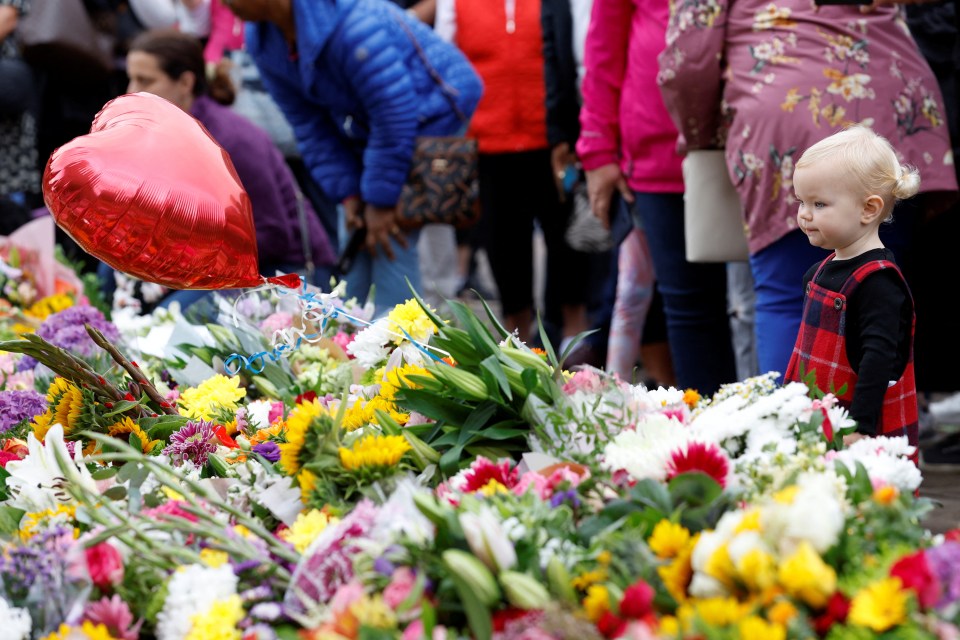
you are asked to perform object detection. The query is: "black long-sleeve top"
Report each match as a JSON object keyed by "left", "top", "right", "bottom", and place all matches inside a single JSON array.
[{"left": 802, "top": 248, "right": 913, "bottom": 435}]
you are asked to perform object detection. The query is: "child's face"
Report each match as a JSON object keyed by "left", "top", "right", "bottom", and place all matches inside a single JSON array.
[{"left": 793, "top": 160, "right": 880, "bottom": 259}]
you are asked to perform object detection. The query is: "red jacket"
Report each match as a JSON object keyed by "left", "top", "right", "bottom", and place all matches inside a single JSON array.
[{"left": 455, "top": 0, "right": 549, "bottom": 154}]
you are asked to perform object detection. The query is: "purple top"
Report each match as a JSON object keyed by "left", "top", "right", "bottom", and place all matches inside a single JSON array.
[{"left": 191, "top": 96, "right": 335, "bottom": 269}]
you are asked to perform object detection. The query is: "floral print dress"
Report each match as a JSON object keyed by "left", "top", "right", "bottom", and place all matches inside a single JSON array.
[
  {"left": 657, "top": 0, "right": 956, "bottom": 254},
  {"left": 0, "top": 0, "right": 38, "bottom": 198}
]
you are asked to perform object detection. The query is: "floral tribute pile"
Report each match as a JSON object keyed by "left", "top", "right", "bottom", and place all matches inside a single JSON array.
[{"left": 0, "top": 250, "right": 957, "bottom": 640}]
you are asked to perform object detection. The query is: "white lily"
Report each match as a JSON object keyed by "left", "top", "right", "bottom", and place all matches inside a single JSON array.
[
  {"left": 4, "top": 423, "right": 97, "bottom": 513},
  {"left": 460, "top": 507, "right": 517, "bottom": 573}
]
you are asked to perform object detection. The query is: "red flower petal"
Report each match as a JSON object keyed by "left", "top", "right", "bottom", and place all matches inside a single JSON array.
[{"left": 665, "top": 442, "right": 729, "bottom": 488}]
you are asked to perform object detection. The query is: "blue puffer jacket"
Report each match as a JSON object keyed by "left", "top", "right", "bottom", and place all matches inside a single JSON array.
[{"left": 246, "top": 0, "right": 483, "bottom": 207}]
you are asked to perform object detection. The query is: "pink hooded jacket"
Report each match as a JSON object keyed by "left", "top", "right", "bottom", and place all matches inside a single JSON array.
[{"left": 576, "top": 0, "right": 684, "bottom": 193}]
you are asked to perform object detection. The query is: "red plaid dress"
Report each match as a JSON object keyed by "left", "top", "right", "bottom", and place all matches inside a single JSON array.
[{"left": 784, "top": 256, "right": 918, "bottom": 457}]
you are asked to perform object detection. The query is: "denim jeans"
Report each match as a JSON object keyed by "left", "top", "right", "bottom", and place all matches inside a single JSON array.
[
  {"left": 631, "top": 192, "right": 737, "bottom": 396},
  {"left": 336, "top": 206, "right": 422, "bottom": 318}
]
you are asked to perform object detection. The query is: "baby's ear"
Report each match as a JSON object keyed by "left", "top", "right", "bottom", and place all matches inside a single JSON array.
[{"left": 861, "top": 194, "right": 885, "bottom": 224}]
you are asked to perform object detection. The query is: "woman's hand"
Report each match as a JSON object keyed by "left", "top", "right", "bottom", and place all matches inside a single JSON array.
[
  {"left": 364, "top": 204, "right": 406, "bottom": 260},
  {"left": 343, "top": 196, "right": 364, "bottom": 230},
  {"left": 0, "top": 6, "right": 19, "bottom": 41},
  {"left": 585, "top": 163, "right": 634, "bottom": 228},
  {"left": 551, "top": 142, "right": 578, "bottom": 201},
  {"left": 843, "top": 433, "right": 867, "bottom": 447}
]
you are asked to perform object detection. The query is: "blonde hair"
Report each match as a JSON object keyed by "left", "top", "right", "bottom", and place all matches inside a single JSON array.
[{"left": 795, "top": 125, "right": 920, "bottom": 220}]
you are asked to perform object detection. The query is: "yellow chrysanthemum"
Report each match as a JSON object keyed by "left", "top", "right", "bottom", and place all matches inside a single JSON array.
[
  {"left": 350, "top": 594, "right": 397, "bottom": 629},
  {"left": 658, "top": 535, "right": 697, "bottom": 603},
  {"left": 200, "top": 548, "right": 230, "bottom": 568},
  {"left": 738, "top": 616, "right": 786, "bottom": 640},
  {"left": 278, "top": 399, "right": 324, "bottom": 476},
  {"left": 705, "top": 544, "right": 737, "bottom": 590},
  {"left": 848, "top": 577, "right": 909, "bottom": 632},
  {"left": 737, "top": 549, "right": 777, "bottom": 592},
  {"left": 178, "top": 374, "right": 247, "bottom": 421},
  {"left": 873, "top": 485, "right": 899, "bottom": 505},
  {"left": 571, "top": 569, "right": 607, "bottom": 591},
  {"left": 281, "top": 509, "right": 339, "bottom": 554},
  {"left": 597, "top": 551, "right": 612, "bottom": 566},
  {"left": 582, "top": 584, "right": 611, "bottom": 622},
  {"left": 682, "top": 389, "right": 701, "bottom": 408},
  {"left": 734, "top": 509, "right": 762, "bottom": 533},
  {"left": 25, "top": 293, "right": 74, "bottom": 320},
  {"left": 107, "top": 416, "right": 162, "bottom": 453},
  {"left": 659, "top": 615, "right": 680, "bottom": 637},
  {"left": 20, "top": 504, "right": 78, "bottom": 540},
  {"left": 777, "top": 541, "right": 836, "bottom": 608},
  {"left": 379, "top": 363, "right": 429, "bottom": 402},
  {"left": 339, "top": 435, "right": 411, "bottom": 471},
  {"left": 41, "top": 622, "right": 117, "bottom": 640},
  {"left": 185, "top": 595, "right": 244, "bottom": 640},
  {"left": 691, "top": 596, "right": 749, "bottom": 627},
  {"left": 649, "top": 520, "right": 691, "bottom": 559},
  {"left": 772, "top": 485, "right": 799, "bottom": 505},
  {"left": 766, "top": 599, "right": 798, "bottom": 626},
  {"left": 386, "top": 299, "right": 437, "bottom": 345}
]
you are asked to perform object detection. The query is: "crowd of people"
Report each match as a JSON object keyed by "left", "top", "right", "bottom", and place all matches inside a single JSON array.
[{"left": 2, "top": 0, "right": 960, "bottom": 454}]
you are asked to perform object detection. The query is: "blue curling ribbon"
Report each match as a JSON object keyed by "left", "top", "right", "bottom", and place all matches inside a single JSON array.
[{"left": 223, "top": 288, "right": 451, "bottom": 374}]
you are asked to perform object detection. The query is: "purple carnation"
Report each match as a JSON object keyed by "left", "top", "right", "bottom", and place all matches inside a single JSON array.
[
  {"left": 0, "top": 389, "right": 47, "bottom": 433},
  {"left": 163, "top": 420, "right": 218, "bottom": 466},
  {"left": 20, "top": 305, "right": 120, "bottom": 370},
  {"left": 252, "top": 441, "right": 281, "bottom": 463},
  {"left": 927, "top": 541, "right": 960, "bottom": 609}
]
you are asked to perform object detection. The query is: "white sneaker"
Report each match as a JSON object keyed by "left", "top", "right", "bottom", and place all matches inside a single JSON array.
[{"left": 928, "top": 392, "right": 960, "bottom": 426}]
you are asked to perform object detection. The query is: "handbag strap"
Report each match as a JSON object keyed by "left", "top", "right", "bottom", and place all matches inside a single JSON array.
[{"left": 394, "top": 15, "right": 468, "bottom": 125}]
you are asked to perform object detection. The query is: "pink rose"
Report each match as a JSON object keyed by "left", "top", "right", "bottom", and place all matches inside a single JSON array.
[
  {"left": 85, "top": 542, "right": 124, "bottom": 590},
  {"left": 384, "top": 567, "right": 418, "bottom": 610},
  {"left": 402, "top": 620, "right": 448, "bottom": 640}
]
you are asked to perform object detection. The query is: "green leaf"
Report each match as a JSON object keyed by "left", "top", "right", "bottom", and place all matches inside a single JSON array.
[
  {"left": 144, "top": 415, "right": 189, "bottom": 441},
  {"left": 103, "top": 486, "right": 128, "bottom": 501},
  {"left": 521, "top": 368, "right": 539, "bottom": 393},
  {"left": 536, "top": 312, "right": 558, "bottom": 366},
  {"left": 92, "top": 467, "right": 119, "bottom": 481},
  {"left": 396, "top": 388, "right": 473, "bottom": 426},
  {"left": 480, "top": 355, "right": 513, "bottom": 402},
  {"left": 102, "top": 399, "right": 142, "bottom": 418},
  {"left": 0, "top": 506, "right": 25, "bottom": 535},
  {"left": 667, "top": 472, "right": 723, "bottom": 508},
  {"left": 447, "top": 572, "right": 493, "bottom": 640},
  {"left": 477, "top": 296, "right": 512, "bottom": 340}
]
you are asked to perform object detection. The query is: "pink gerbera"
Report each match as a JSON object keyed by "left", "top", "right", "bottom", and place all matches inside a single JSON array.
[
  {"left": 665, "top": 441, "right": 730, "bottom": 488},
  {"left": 459, "top": 457, "right": 519, "bottom": 493}
]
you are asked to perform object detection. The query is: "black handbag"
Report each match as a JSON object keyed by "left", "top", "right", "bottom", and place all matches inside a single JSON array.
[{"left": 394, "top": 17, "right": 480, "bottom": 231}]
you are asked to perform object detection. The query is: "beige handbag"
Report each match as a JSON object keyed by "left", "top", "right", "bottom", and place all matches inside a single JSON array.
[{"left": 681, "top": 150, "right": 749, "bottom": 262}]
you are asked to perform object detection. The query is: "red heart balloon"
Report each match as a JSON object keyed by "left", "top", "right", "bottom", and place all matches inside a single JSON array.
[{"left": 43, "top": 92, "right": 298, "bottom": 290}]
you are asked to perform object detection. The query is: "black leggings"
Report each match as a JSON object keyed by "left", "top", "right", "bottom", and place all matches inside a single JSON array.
[{"left": 477, "top": 149, "right": 589, "bottom": 316}]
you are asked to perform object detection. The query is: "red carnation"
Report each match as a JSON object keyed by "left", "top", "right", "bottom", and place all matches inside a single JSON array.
[
  {"left": 596, "top": 611, "right": 627, "bottom": 638},
  {"left": 0, "top": 450, "right": 20, "bottom": 468},
  {"left": 813, "top": 592, "right": 851, "bottom": 636},
  {"left": 295, "top": 391, "right": 318, "bottom": 405},
  {"left": 619, "top": 580, "right": 654, "bottom": 619},
  {"left": 890, "top": 550, "right": 941, "bottom": 610},
  {"left": 665, "top": 441, "right": 730, "bottom": 488},
  {"left": 460, "top": 456, "right": 519, "bottom": 493},
  {"left": 85, "top": 542, "right": 124, "bottom": 590}
]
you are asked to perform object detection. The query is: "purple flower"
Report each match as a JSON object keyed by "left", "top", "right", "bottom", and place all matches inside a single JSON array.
[
  {"left": 0, "top": 389, "right": 47, "bottom": 433},
  {"left": 0, "top": 525, "right": 77, "bottom": 602},
  {"left": 163, "top": 420, "right": 218, "bottom": 466},
  {"left": 927, "top": 541, "right": 960, "bottom": 609},
  {"left": 20, "top": 305, "right": 120, "bottom": 370},
  {"left": 549, "top": 488, "right": 581, "bottom": 508},
  {"left": 284, "top": 500, "right": 380, "bottom": 622},
  {"left": 252, "top": 441, "right": 281, "bottom": 463},
  {"left": 374, "top": 555, "right": 396, "bottom": 576}
]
